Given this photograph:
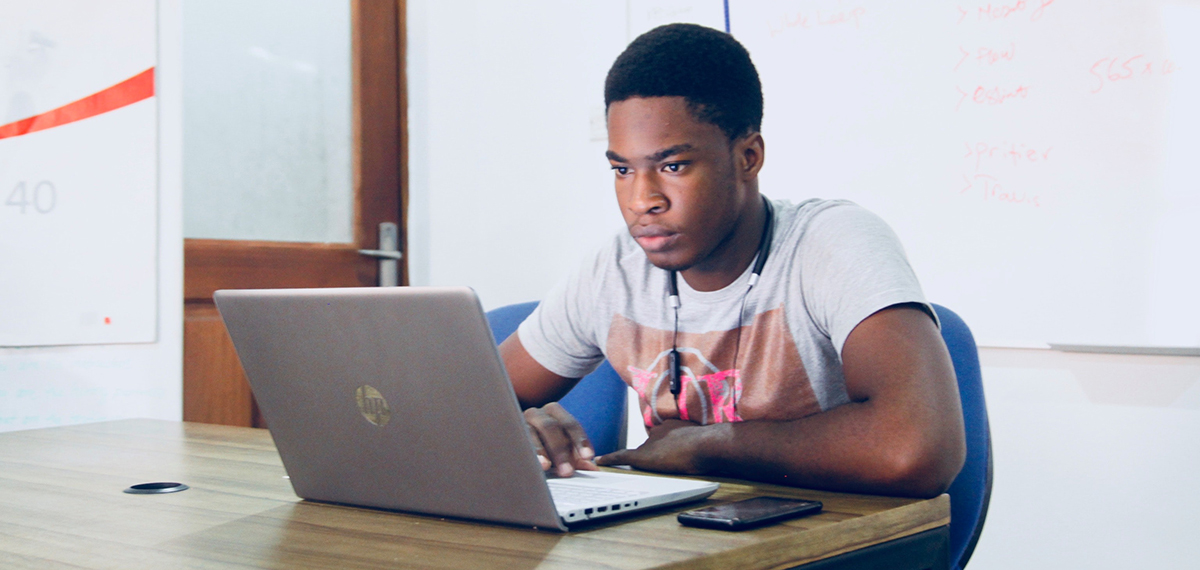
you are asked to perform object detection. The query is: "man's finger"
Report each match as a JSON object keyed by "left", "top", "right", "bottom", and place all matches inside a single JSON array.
[
  {"left": 595, "top": 449, "right": 636, "bottom": 467},
  {"left": 525, "top": 423, "right": 552, "bottom": 471},
  {"left": 544, "top": 402, "right": 595, "bottom": 461},
  {"left": 524, "top": 407, "right": 576, "bottom": 477}
]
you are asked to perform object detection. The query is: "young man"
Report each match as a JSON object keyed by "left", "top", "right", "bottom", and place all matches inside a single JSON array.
[{"left": 500, "top": 24, "right": 965, "bottom": 498}]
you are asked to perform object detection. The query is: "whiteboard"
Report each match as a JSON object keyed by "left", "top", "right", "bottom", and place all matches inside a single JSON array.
[
  {"left": 646, "top": 0, "right": 1200, "bottom": 349},
  {"left": 0, "top": 0, "right": 158, "bottom": 347}
]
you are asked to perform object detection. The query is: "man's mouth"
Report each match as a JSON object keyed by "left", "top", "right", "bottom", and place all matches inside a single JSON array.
[{"left": 630, "top": 226, "right": 679, "bottom": 253}]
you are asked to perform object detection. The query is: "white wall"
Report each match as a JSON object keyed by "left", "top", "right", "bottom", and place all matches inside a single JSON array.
[
  {"left": 405, "top": 1, "right": 627, "bottom": 308},
  {"left": 971, "top": 348, "right": 1200, "bottom": 568},
  {"left": 0, "top": 0, "right": 183, "bottom": 431},
  {"left": 405, "top": 2, "right": 1200, "bottom": 567}
]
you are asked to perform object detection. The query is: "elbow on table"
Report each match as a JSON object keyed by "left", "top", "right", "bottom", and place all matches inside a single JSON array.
[{"left": 876, "top": 435, "right": 966, "bottom": 498}]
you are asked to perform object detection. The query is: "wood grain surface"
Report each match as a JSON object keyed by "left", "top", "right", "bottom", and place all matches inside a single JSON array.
[{"left": 0, "top": 420, "right": 948, "bottom": 569}]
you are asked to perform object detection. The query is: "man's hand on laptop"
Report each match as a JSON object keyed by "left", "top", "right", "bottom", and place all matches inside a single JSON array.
[{"left": 524, "top": 402, "right": 598, "bottom": 477}]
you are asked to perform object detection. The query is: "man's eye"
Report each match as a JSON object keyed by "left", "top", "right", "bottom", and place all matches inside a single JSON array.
[
  {"left": 612, "top": 166, "right": 629, "bottom": 175},
  {"left": 664, "top": 163, "right": 683, "bottom": 173}
]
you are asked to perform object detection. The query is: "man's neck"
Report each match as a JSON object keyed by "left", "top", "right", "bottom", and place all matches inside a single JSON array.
[{"left": 679, "top": 194, "right": 768, "bottom": 292}]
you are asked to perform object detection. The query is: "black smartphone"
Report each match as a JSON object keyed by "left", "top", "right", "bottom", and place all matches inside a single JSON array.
[{"left": 677, "top": 496, "right": 823, "bottom": 531}]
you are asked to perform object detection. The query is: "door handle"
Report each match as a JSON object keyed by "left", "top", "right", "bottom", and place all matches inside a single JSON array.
[{"left": 358, "top": 222, "right": 402, "bottom": 286}]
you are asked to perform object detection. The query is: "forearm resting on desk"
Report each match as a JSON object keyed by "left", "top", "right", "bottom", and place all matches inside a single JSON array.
[
  {"left": 598, "top": 306, "right": 967, "bottom": 498},
  {"left": 600, "top": 402, "right": 963, "bottom": 498}
]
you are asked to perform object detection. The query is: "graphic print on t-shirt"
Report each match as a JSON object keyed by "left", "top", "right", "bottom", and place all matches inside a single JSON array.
[{"left": 605, "top": 307, "right": 821, "bottom": 427}]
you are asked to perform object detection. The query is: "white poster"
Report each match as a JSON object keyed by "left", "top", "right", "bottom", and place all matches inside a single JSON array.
[{"left": 0, "top": 0, "right": 158, "bottom": 346}]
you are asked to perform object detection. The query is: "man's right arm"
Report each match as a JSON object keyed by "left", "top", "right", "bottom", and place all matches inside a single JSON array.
[
  {"left": 499, "top": 333, "right": 597, "bottom": 476},
  {"left": 500, "top": 333, "right": 577, "bottom": 408}
]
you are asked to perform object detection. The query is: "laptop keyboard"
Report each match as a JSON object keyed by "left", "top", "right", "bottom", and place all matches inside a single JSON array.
[{"left": 547, "top": 480, "right": 644, "bottom": 509}]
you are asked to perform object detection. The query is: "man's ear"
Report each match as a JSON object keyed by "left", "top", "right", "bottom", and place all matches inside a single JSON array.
[{"left": 735, "top": 132, "right": 765, "bottom": 181}]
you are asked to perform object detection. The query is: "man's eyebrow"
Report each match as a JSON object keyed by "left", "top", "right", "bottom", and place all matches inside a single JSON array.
[
  {"left": 647, "top": 144, "right": 695, "bottom": 163},
  {"left": 606, "top": 150, "right": 628, "bottom": 163},
  {"left": 606, "top": 144, "right": 696, "bottom": 164}
]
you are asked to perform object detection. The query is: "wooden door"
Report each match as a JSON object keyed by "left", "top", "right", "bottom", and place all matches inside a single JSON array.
[{"left": 183, "top": 1, "right": 407, "bottom": 427}]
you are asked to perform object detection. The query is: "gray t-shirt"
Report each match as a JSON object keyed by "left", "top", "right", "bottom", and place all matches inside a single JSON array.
[{"left": 518, "top": 198, "right": 934, "bottom": 427}]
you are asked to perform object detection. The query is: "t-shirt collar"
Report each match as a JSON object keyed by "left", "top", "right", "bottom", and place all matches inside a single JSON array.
[{"left": 675, "top": 252, "right": 761, "bottom": 305}]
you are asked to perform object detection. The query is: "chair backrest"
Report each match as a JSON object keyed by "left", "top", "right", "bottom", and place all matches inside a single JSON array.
[
  {"left": 485, "top": 302, "right": 627, "bottom": 455},
  {"left": 487, "top": 302, "right": 990, "bottom": 568},
  {"left": 932, "top": 304, "right": 993, "bottom": 570}
]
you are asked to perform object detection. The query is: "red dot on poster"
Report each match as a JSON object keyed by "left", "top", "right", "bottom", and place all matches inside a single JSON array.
[{"left": 104, "top": 317, "right": 112, "bottom": 325}]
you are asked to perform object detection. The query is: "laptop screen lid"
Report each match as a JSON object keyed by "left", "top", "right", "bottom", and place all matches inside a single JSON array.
[{"left": 214, "top": 286, "right": 566, "bottom": 530}]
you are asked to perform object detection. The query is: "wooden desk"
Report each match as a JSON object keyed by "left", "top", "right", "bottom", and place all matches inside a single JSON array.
[{"left": 0, "top": 420, "right": 949, "bottom": 569}]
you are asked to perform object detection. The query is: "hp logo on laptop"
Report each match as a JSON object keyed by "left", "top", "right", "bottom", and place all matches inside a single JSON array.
[{"left": 355, "top": 385, "right": 392, "bottom": 427}]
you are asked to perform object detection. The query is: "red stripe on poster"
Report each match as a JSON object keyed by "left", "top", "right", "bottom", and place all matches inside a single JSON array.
[{"left": 0, "top": 67, "right": 155, "bottom": 141}]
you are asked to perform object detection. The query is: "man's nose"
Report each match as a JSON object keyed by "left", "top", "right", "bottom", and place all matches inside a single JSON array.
[{"left": 628, "top": 171, "right": 667, "bottom": 216}]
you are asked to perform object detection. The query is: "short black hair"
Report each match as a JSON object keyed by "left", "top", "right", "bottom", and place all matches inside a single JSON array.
[{"left": 604, "top": 23, "right": 763, "bottom": 140}]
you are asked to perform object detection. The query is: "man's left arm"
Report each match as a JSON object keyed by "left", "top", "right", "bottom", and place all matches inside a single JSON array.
[{"left": 597, "top": 303, "right": 966, "bottom": 498}]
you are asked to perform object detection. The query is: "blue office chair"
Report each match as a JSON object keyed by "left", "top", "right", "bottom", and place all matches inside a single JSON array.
[
  {"left": 485, "top": 302, "right": 628, "bottom": 455},
  {"left": 932, "top": 303, "right": 993, "bottom": 570},
  {"left": 487, "top": 301, "right": 991, "bottom": 569}
]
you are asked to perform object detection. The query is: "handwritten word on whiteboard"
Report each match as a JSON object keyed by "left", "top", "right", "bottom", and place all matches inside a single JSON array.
[{"left": 732, "top": 0, "right": 1200, "bottom": 348}]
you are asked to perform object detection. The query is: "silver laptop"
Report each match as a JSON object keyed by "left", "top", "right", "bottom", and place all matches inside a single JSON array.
[{"left": 214, "top": 286, "right": 717, "bottom": 531}]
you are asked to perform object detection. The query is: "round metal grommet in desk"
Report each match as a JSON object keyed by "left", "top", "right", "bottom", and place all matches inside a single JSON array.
[{"left": 124, "top": 482, "right": 189, "bottom": 494}]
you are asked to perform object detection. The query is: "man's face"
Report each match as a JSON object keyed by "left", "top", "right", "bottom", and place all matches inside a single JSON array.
[{"left": 606, "top": 96, "right": 751, "bottom": 272}]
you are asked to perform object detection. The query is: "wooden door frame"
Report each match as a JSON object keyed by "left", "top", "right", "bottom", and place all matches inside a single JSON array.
[{"left": 184, "top": 0, "right": 408, "bottom": 427}]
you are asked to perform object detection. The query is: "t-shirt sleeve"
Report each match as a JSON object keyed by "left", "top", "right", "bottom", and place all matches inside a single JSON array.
[
  {"left": 798, "top": 203, "right": 938, "bottom": 356},
  {"left": 515, "top": 247, "right": 609, "bottom": 379}
]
